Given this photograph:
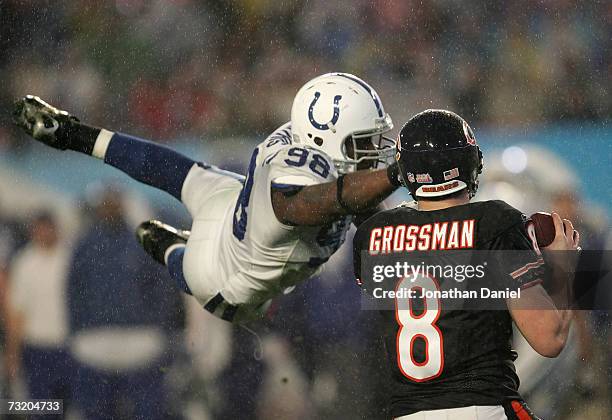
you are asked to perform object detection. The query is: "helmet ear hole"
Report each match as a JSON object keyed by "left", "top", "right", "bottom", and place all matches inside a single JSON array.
[{"left": 314, "top": 137, "right": 324, "bottom": 146}]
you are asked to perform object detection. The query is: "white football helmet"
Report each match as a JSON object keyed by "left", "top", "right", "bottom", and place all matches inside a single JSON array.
[{"left": 291, "top": 73, "right": 394, "bottom": 173}]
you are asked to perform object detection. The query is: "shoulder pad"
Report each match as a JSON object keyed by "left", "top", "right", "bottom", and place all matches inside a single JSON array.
[
  {"left": 260, "top": 122, "right": 293, "bottom": 149},
  {"left": 474, "top": 200, "right": 527, "bottom": 242},
  {"left": 268, "top": 144, "right": 337, "bottom": 187}
]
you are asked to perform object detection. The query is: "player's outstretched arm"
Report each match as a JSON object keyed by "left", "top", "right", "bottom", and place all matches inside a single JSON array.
[
  {"left": 272, "top": 164, "right": 400, "bottom": 226},
  {"left": 13, "top": 95, "right": 197, "bottom": 201},
  {"left": 508, "top": 213, "right": 579, "bottom": 357}
]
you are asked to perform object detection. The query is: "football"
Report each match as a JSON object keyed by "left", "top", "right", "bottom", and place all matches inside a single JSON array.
[{"left": 530, "top": 212, "right": 558, "bottom": 247}]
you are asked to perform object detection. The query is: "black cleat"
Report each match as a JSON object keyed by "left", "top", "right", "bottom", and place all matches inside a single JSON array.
[
  {"left": 12, "top": 95, "right": 79, "bottom": 149},
  {"left": 136, "top": 220, "right": 190, "bottom": 265}
]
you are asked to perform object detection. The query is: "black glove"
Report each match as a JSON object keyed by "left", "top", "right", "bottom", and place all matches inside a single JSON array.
[{"left": 13, "top": 95, "right": 79, "bottom": 150}]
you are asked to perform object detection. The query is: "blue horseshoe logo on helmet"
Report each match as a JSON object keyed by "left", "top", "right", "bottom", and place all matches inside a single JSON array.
[{"left": 308, "top": 92, "right": 342, "bottom": 131}]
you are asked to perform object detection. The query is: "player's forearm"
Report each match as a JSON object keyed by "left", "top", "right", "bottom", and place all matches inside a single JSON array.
[
  {"left": 509, "top": 285, "right": 571, "bottom": 357},
  {"left": 546, "top": 306, "right": 572, "bottom": 357},
  {"left": 522, "top": 307, "right": 570, "bottom": 357},
  {"left": 539, "top": 270, "right": 573, "bottom": 355},
  {"left": 547, "top": 270, "right": 573, "bottom": 311},
  {"left": 273, "top": 167, "right": 399, "bottom": 226},
  {"left": 546, "top": 268, "right": 574, "bottom": 339},
  {"left": 338, "top": 167, "right": 398, "bottom": 213}
]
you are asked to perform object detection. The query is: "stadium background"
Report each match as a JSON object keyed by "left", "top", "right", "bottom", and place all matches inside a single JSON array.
[{"left": 0, "top": 1, "right": 610, "bottom": 419}]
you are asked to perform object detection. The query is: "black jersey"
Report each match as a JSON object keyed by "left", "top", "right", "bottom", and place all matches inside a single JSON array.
[{"left": 353, "top": 200, "right": 545, "bottom": 417}]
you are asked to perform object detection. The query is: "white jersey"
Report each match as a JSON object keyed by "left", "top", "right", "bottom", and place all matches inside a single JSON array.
[{"left": 181, "top": 123, "right": 352, "bottom": 318}]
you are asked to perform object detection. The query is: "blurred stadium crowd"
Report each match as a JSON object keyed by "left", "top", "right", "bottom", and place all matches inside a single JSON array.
[
  {"left": 0, "top": 184, "right": 390, "bottom": 419},
  {"left": 0, "top": 1, "right": 611, "bottom": 419},
  {"left": 1, "top": 0, "right": 611, "bottom": 148}
]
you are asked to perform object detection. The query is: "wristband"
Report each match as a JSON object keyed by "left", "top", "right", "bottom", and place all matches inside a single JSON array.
[
  {"left": 336, "top": 175, "right": 354, "bottom": 213},
  {"left": 57, "top": 121, "right": 100, "bottom": 155}
]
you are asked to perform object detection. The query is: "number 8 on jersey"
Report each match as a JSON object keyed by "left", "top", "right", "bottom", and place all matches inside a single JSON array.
[{"left": 395, "top": 275, "right": 444, "bottom": 382}]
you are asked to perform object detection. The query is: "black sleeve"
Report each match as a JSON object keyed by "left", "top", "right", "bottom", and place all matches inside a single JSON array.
[{"left": 488, "top": 219, "right": 545, "bottom": 290}]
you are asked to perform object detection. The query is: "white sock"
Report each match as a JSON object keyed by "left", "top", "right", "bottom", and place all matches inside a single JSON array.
[
  {"left": 92, "top": 129, "right": 114, "bottom": 159},
  {"left": 164, "top": 243, "right": 186, "bottom": 265}
]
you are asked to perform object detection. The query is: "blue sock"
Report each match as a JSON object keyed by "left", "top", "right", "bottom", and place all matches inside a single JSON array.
[
  {"left": 104, "top": 133, "right": 197, "bottom": 201},
  {"left": 166, "top": 246, "right": 192, "bottom": 295}
]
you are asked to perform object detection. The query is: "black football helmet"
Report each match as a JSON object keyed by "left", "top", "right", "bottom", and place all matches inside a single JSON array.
[{"left": 396, "top": 109, "right": 483, "bottom": 199}]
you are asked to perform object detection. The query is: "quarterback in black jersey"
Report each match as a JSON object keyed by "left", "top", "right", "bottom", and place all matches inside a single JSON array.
[{"left": 353, "top": 110, "right": 579, "bottom": 419}]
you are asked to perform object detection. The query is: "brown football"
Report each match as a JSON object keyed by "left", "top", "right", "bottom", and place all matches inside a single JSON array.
[{"left": 530, "top": 212, "right": 557, "bottom": 248}]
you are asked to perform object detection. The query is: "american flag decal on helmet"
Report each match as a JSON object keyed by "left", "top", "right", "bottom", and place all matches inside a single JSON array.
[{"left": 444, "top": 167, "right": 460, "bottom": 180}]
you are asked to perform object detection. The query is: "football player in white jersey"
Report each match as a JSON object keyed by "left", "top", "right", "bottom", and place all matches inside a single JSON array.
[{"left": 13, "top": 73, "right": 402, "bottom": 322}]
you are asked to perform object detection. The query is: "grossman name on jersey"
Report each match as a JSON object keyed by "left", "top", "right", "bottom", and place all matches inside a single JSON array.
[
  {"left": 368, "top": 219, "right": 475, "bottom": 254},
  {"left": 372, "top": 287, "right": 521, "bottom": 300}
]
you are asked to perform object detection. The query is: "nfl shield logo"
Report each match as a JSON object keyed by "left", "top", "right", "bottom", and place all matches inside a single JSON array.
[{"left": 416, "top": 173, "right": 433, "bottom": 183}]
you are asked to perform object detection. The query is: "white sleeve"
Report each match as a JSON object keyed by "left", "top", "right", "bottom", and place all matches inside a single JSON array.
[{"left": 267, "top": 145, "right": 338, "bottom": 188}]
